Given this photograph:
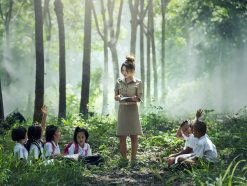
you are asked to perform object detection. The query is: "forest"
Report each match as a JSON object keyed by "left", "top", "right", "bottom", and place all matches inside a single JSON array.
[{"left": 0, "top": 0, "right": 246, "bottom": 185}]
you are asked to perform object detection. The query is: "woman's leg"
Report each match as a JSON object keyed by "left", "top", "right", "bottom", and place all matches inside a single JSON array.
[
  {"left": 130, "top": 135, "right": 138, "bottom": 161},
  {"left": 119, "top": 135, "right": 127, "bottom": 158}
]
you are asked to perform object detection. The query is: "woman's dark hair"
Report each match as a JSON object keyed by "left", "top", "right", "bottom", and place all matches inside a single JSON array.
[
  {"left": 45, "top": 125, "right": 58, "bottom": 142},
  {"left": 11, "top": 126, "right": 27, "bottom": 141},
  {"left": 121, "top": 55, "right": 135, "bottom": 72},
  {"left": 73, "top": 127, "right": 89, "bottom": 143}
]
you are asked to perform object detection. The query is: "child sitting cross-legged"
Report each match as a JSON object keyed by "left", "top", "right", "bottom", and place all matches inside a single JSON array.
[
  {"left": 170, "top": 120, "right": 218, "bottom": 168},
  {"left": 44, "top": 125, "right": 61, "bottom": 158},
  {"left": 64, "top": 127, "right": 102, "bottom": 165},
  {"left": 11, "top": 126, "right": 28, "bottom": 161},
  {"left": 167, "top": 109, "right": 203, "bottom": 166}
]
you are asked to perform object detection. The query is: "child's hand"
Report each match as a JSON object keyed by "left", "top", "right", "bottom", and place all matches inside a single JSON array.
[
  {"left": 41, "top": 105, "right": 48, "bottom": 115},
  {"left": 167, "top": 157, "right": 175, "bottom": 165},
  {"left": 196, "top": 109, "right": 203, "bottom": 119}
]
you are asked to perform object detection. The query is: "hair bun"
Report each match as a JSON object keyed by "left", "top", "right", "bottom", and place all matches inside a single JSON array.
[{"left": 126, "top": 55, "right": 135, "bottom": 64}]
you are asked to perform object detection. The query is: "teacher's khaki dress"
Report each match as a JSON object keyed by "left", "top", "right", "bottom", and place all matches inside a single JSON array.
[{"left": 115, "top": 77, "right": 143, "bottom": 136}]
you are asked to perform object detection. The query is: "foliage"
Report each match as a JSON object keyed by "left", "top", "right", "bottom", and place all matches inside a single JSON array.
[{"left": 1, "top": 110, "right": 247, "bottom": 185}]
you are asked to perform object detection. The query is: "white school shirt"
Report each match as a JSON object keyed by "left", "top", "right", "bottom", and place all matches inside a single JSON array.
[
  {"left": 29, "top": 141, "right": 44, "bottom": 159},
  {"left": 192, "top": 135, "right": 217, "bottom": 162},
  {"left": 14, "top": 142, "right": 28, "bottom": 160},
  {"left": 184, "top": 134, "right": 198, "bottom": 149},
  {"left": 44, "top": 141, "right": 61, "bottom": 157},
  {"left": 68, "top": 143, "right": 92, "bottom": 157}
]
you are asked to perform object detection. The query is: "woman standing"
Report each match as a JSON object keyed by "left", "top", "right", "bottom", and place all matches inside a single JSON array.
[{"left": 114, "top": 55, "right": 143, "bottom": 163}]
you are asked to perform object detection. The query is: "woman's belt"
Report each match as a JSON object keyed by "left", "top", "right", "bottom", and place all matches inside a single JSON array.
[{"left": 119, "top": 102, "right": 137, "bottom": 105}]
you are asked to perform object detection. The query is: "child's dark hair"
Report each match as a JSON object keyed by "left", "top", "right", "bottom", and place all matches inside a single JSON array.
[
  {"left": 25, "top": 125, "right": 42, "bottom": 151},
  {"left": 11, "top": 126, "right": 27, "bottom": 141},
  {"left": 180, "top": 120, "right": 189, "bottom": 128},
  {"left": 73, "top": 127, "right": 89, "bottom": 143},
  {"left": 193, "top": 120, "right": 207, "bottom": 136},
  {"left": 45, "top": 125, "right": 58, "bottom": 142}
]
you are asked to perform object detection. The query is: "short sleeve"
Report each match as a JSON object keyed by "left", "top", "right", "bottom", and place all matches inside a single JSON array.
[
  {"left": 68, "top": 143, "right": 75, "bottom": 155},
  {"left": 44, "top": 143, "right": 52, "bottom": 157},
  {"left": 87, "top": 144, "right": 92, "bottom": 156},
  {"left": 19, "top": 147, "right": 24, "bottom": 159},
  {"left": 30, "top": 145, "right": 39, "bottom": 159},
  {"left": 136, "top": 80, "right": 143, "bottom": 99},
  {"left": 114, "top": 80, "right": 120, "bottom": 94}
]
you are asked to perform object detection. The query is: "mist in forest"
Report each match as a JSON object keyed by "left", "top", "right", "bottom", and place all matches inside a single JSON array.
[{"left": 0, "top": 1, "right": 246, "bottom": 119}]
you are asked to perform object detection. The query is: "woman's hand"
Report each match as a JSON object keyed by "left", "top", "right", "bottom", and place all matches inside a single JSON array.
[
  {"left": 132, "top": 96, "right": 139, "bottom": 102},
  {"left": 115, "top": 95, "right": 121, "bottom": 101}
]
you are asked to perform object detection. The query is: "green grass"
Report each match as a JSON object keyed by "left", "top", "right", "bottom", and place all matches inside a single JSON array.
[{"left": 0, "top": 110, "right": 246, "bottom": 185}]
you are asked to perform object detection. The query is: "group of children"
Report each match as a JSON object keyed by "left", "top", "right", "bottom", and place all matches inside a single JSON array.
[
  {"left": 11, "top": 106, "right": 94, "bottom": 162},
  {"left": 167, "top": 109, "right": 218, "bottom": 167},
  {"left": 11, "top": 106, "right": 217, "bottom": 168}
]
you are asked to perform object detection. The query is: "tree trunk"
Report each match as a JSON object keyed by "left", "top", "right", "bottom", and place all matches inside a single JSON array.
[
  {"left": 139, "top": 0, "right": 145, "bottom": 107},
  {"left": 0, "top": 0, "right": 13, "bottom": 86},
  {"left": 0, "top": 78, "right": 4, "bottom": 120},
  {"left": 161, "top": 0, "right": 165, "bottom": 99},
  {"left": 149, "top": 1, "right": 158, "bottom": 100},
  {"left": 146, "top": 24, "right": 151, "bottom": 105},
  {"left": 129, "top": 0, "right": 139, "bottom": 55},
  {"left": 107, "top": 0, "right": 123, "bottom": 81},
  {"left": 33, "top": 0, "right": 45, "bottom": 123},
  {"left": 80, "top": 0, "right": 92, "bottom": 116},
  {"left": 54, "top": 0, "right": 66, "bottom": 119}
]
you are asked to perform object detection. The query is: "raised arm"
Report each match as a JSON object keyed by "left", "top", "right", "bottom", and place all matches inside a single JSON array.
[{"left": 41, "top": 105, "right": 48, "bottom": 131}]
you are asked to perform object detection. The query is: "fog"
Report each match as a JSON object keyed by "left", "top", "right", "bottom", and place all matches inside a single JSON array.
[{"left": 1, "top": 1, "right": 246, "bottom": 119}]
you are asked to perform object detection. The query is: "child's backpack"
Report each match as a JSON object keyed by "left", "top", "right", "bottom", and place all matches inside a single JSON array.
[
  {"left": 64, "top": 142, "right": 79, "bottom": 155},
  {"left": 31, "top": 140, "right": 43, "bottom": 158}
]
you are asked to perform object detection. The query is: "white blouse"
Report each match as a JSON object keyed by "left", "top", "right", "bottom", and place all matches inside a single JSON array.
[
  {"left": 14, "top": 142, "right": 28, "bottom": 160},
  {"left": 29, "top": 141, "right": 44, "bottom": 159},
  {"left": 44, "top": 141, "right": 61, "bottom": 157},
  {"left": 68, "top": 143, "right": 92, "bottom": 157}
]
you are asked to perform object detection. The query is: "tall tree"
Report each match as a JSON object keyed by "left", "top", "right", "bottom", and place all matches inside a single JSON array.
[
  {"left": 92, "top": 0, "right": 109, "bottom": 115},
  {"left": 146, "top": 13, "right": 151, "bottom": 105},
  {"left": 107, "top": 0, "right": 123, "bottom": 82},
  {"left": 128, "top": 0, "right": 139, "bottom": 55},
  {"left": 80, "top": 0, "right": 92, "bottom": 116},
  {"left": 160, "top": 0, "right": 167, "bottom": 99},
  {"left": 43, "top": 0, "right": 52, "bottom": 66},
  {"left": 54, "top": 0, "right": 66, "bottom": 119},
  {"left": 138, "top": 0, "right": 151, "bottom": 106},
  {"left": 139, "top": 1, "right": 145, "bottom": 102},
  {"left": 92, "top": 0, "right": 123, "bottom": 114},
  {"left": 0, "top": 0, "right": 13, "bottom": 86},
  {"left": 0, "top": 78, "right": 4, "bottom": 120},
  {"left": 149, "top": 1, "right": 158, "bottom": 100},
  {"left": 33, "top": 0, "right": 45, "bottom": 122}
]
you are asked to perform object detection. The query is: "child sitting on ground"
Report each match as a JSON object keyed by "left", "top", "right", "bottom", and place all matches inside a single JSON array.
[
  {"left": 44, "top": 125, "right": 61, "bottom": 158},
  {"left": 167, "top": 109, "right": 203, "bottom": 166},
  {"left": 177, "top": 120, "right": 217, "bottom": 166},
  {"left": 65, "top": 127, "right": 92, "bottom": 156},
  {"left": 26, "top": 106, "right": 48, "bottom": 159},
  {"left": 64, "top": 127, "right": 102, "bottom": 165},
  {"left": 11, "top": 126, "right": 28, "bottom": 160}
]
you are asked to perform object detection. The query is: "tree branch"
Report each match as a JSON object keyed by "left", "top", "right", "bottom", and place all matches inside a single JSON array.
[
  {"left": 92, "top": 1, "right": 104, "bottom": 40},
  {"left": 115, "top": 0, "right": 123, "bottom": 44}
]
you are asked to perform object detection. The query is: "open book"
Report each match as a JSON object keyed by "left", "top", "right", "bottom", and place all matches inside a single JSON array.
[
  {"left": 63, "top": 154, "right": 80, "bottom": 161},
  {"left": 120, "top": 96, "right": 143, "bottom": 102}
]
